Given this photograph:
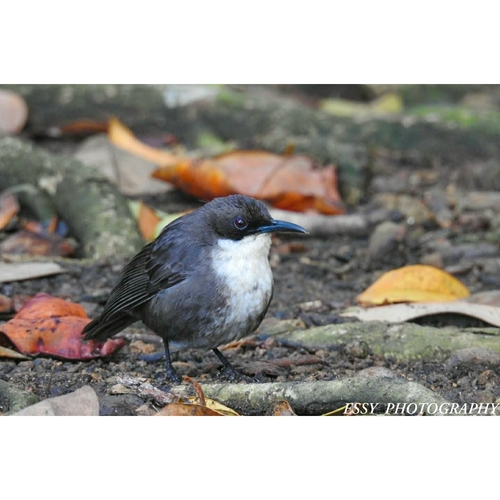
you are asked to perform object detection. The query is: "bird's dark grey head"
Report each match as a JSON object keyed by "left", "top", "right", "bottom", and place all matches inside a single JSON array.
[{"left": 201, "top": 194, "right": 307, "bottom": 241}]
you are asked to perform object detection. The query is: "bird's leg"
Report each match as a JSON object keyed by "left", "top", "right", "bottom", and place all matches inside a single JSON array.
[
  {"left": 212, "top": 347, "right": 250, "bottom": 382},
  {"left": 163, "top": 339, "right": 182, "bottom": 384}
]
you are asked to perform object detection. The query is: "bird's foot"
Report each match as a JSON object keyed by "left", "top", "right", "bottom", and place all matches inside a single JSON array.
[
  {"left": 212, "top": 347, "right": 254, "bottom": 382},
  {"left": 216, "top": 364, "right": 255, "bottom": 383},
  {"left": 165, "top": 359, "right": 182, "bottom": 385},
  {"left": 164, "top": 366, "right": 183, "bottom": 385}
]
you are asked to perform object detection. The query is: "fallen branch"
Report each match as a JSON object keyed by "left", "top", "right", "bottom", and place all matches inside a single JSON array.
[
  {"left": 169, "top": 376, "right": 452, "bottom": 416},
  {"left": 0, "top": 136, "right": 143, "bottom": 260}
]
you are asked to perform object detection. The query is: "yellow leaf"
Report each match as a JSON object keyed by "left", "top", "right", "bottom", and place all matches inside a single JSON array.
[
  {"left": 357, "top": 264, "right": 470, "bottom": 306},
  {"left": 187, "top": 396, "right": 240, "bottom": 416},
  {"left": 108, "top": 117, "right": 180, "bottom": 167}
]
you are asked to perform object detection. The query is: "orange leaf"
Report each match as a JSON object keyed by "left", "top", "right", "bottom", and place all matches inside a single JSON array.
[
  {"left": 107, "top": 118, "right": 344, "bottom": 215},
  {"left": 0, "top": 229, "right": 76, "bottom": 257},
  {"left": 137, "top": 202, "right": 161, "bottom": 241},
  {"left": 357, "top": 265, "right": 471, "bottom": 307},
  {"left": 268, "top": 400, "right": 297, "bottom": 416},
  {"left": 0, "top": 293, "right": 125, "bottom": 359},
  {"left": 23, "top": 216, "right": 58, "bottom": 234},
  {"left": 59, "top": 119, "right": 109, "bottom": 135},
  {"left": 153, "top": 150, "right": 345, "bottom": 215},
  {"left": 0, "top": 192, "right": 20, "bottom": 230},
  {"left": 14, "top": 293, "right": 88, "bottom": 320},
  {"left": 108, "top": 117, "right": 180, "bottom": 167},
  {"left": 0, "top": 294, "right": 13, "bottom": 314}
]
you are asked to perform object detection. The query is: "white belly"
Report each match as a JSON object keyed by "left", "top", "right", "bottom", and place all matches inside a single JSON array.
[{"left": 212, "top": 234, "right": 273, "bottom": 337}]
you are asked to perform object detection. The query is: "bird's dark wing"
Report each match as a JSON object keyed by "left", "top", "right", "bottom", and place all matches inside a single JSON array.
[{"left": 83, "top": 216, "right": 194, "bottom": 340}]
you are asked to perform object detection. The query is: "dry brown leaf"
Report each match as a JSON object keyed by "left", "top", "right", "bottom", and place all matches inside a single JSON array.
[
  {"left": 108, "top": 118, "right": 344, "bottom": 213},
  {"left": 0, "top": 229, "right": 76, "bottom": 257},
  {"left": 186, "top": 397, "right": 240, "bottom": 416},
  {"left": 267, "top": 400, "right": 297, "bottom": 416},
  {"left": 155, "top": 403, "right": 223, "bottom": 416},
  {"left": 152, "top": 150, "right": 345, "bottom": 215},
  {"left": 0, "top": 294, "right": 13, "bottom": 313},
  {"left": 137, "top": 201, "right": 161, "bottom": 241},
  {"left": 357, "top": 264, "right": 470, "bottom": 306}
]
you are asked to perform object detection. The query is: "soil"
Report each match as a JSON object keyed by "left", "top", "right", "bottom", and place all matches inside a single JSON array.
[
  {"left": 1, "top": 85, "right": 500, "bottom": 415},
  {"left": 1, "top": 190, "right": 499, "bottom": 415}
]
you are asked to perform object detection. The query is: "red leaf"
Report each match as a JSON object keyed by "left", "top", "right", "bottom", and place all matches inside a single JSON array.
[{"left": 0, "top": 293, "right": 125, "bottom": 360}]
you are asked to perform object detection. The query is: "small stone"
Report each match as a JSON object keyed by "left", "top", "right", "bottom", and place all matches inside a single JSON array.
[
  {"left": 136, "top": 404, "right": 156, "bottom": 416},
  {"left": 367, "top": 221, "right": 407, "bottom": 266},
  {"left": 420, "top": 252, "right": 444, "bottom": 268},
  {"left": 473, "top": 391, "right": 496, "bottom": 405},
  {"left": 298, "top": 300, "right": 323, "bottom": 312},
  {"left": 314, "top": 349, "right": 329, "bottom": 359},
  {"left": 476, "top": 369, "right": 496, "bottom": 387},
  {"left": 11, "top": 386, "right": 99, "bottom": 416},
  {"left": 18, "top": 361, "right": 34, "bottom": 370},
  {"left": 343, "top": 340, "right": 370, "bottom": 359}
]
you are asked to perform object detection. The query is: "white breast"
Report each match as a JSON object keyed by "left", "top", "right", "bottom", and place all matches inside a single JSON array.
[{"left": 211, "top": 233, "right": 273, "bottom": 336}]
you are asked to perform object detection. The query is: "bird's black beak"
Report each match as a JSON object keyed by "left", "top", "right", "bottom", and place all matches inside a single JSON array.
[{"left": 257, "top": 219, "right": 307, "bottom": 235}]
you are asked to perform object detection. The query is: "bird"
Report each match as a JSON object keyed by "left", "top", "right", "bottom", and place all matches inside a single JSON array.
[{"left": 82, "top": 194, "right": 307, "bottom": 383}]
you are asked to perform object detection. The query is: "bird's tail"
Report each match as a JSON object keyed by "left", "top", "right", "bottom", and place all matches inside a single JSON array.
[{"left": 82, "top": 313, "right": 136, "bottom": 341}]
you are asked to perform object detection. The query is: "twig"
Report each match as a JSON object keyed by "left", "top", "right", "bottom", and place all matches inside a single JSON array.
[
  {"left": 115, "top": 374, "right": 181, "bottom": 405},
  {"left": 183, "top": 375, "right": 206, "bottom": 406}
]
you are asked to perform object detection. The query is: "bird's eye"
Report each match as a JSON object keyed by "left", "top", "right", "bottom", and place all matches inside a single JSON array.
[{"left": 234, "top": 216, "right": 248, "bottom": 230}]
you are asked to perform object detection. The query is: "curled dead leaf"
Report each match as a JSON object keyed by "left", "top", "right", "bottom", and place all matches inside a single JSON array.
[
  {"left": 106, "top": 118, "right": 344, "bottom": 214},
  {"left": 342, "top": 301, "right": 500, "bottom": 328},
  {"left": 152, "top": 150, "right": 345, "bottom": 215}
]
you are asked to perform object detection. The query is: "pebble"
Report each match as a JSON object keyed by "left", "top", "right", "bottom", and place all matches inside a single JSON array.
[
  {"left": 343, "top": 340, "right": 370, "bottom": 359},
  {"left": 476, "top": 369, "right": 497, "bottom": 387},
  {"left": 367, "top": 221, "right": 407, "bottom": 266}
]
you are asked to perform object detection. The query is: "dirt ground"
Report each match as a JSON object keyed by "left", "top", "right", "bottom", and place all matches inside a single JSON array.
[
  {"left": 1, "top": 85, "right": 500, "bottom": 415},
  {"left": 1, "top": 191, "right": 499, "bottom": 415}
]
